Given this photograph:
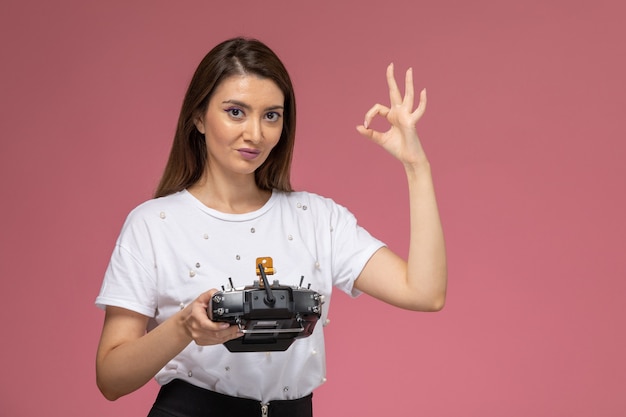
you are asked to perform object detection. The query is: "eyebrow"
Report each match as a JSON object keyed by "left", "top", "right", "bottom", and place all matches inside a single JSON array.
[{"left": 222, "top": 99, "right": 284, "bottom": 111}]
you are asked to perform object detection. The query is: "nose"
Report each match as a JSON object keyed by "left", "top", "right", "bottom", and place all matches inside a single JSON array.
[{"left": 243, "top": 119, "right": 263, "bottom": 143}]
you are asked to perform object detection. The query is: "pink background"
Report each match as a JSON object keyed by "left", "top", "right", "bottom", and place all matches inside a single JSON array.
[{"left": 1, "top": 0, "right": 625, "bottom": 415}]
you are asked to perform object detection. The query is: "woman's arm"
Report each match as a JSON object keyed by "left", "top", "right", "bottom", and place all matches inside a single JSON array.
[
  {"left": 354, "top": 64, "right": 447, "bottom": 311},
  {"left": 96, "top": 289, "right": 242, "bottom": 400}
]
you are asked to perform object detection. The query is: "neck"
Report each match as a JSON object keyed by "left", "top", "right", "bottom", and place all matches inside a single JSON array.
[{"left": 187, "top": 171, "right": 270, "bottom": 214}]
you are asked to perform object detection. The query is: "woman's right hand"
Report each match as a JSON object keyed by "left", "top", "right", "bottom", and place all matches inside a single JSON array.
[
  {"left": 181, "top": 289, "right": 243, "bottom": 345},
  {"left": 96, "top": 289, "right": 242, "bottom": 400}
]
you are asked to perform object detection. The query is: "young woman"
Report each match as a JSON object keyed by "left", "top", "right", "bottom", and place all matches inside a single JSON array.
[{"left": 96, "top": 37, "right": 447, "bottom": 417}]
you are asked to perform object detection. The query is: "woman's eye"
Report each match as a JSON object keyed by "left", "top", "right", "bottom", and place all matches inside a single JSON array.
[
  {"left": 226, "top": 108, "right": 244, "bottom": 118},
  {"left": 265, "top": 111, "right": 281, "bottom": 122}
]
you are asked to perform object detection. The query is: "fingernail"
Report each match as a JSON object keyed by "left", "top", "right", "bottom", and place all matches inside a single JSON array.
[{"left": 363, "top": 120, "right": 368, "bottom": 129}]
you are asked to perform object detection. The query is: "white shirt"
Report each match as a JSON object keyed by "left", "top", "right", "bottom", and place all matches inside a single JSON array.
[{"left": 96, "top": 189, "right": 385, "bottom": 402}]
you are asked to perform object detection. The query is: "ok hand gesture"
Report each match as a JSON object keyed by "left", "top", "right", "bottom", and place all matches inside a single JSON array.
[{"left": 356, "top": 63, "right": 429, "bottom": 168}]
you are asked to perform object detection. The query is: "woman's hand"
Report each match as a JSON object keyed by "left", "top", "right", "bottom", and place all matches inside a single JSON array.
[
  {"left": 182, "top": 289, "right": 243, "bottom": 346},
  {"left": 353, "top": 63, "right": 447, "bottom": 312},
  {"left": 96, "top": 289, "right": 242, "bottom": 400},
  {"left": 356, "top": 63, "right": 428, "bottom": 168}
]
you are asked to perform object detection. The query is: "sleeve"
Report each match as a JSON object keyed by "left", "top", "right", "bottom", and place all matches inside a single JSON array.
[
  {"left": 95, "top": 210, "right": 158, "bottom": 317},
  {"left": 329, "top": 202, "right": 386, "bottom": 297}
]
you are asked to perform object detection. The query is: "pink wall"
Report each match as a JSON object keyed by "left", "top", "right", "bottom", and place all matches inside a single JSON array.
[{"left": 1, "top": 0, "right": 625, "bottom": 415}]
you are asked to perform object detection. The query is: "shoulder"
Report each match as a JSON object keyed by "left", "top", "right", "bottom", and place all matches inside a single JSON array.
[
  {"left": 272, "top": 190, "right": 356, "bottom": 225},
  {"left": 274, "top": 190, "right": 346, "bottom": 212},
  {"left": 117, "top": 191, "right": 194, "bottom": 235},
  {"left": 113, "top": 191, "right": 196, "bottom": 248},
  {"left": 126, "top": 191, "right": 190, "bottom": 220}
]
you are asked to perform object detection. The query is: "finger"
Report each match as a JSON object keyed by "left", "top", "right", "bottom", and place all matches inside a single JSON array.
[
  {"left": 199, "top": 319, "right": 232, "bottom": 335},
  {"left": 227, "top": 328, "right": 244, "bottom": 339},
  {"left": 403, "top": 68, "right": 415, "bottom": 109},
  {"left": 412, "top": 88, "right": 427, "bottom": 121},
  {"left": 362, "top": 103, "right": 390, "bottom": 129},
  {"left": 217, "top": 326, "right": 241, "bottom": 340},
  {"left": 386, "top": 63, "right": 403, "bottom": 105},
  {"left": 198, "top": 288, "right": 219, "bottom": 305},
  {"left": 195, "top": 326, "right": 242, "bottom": 346},
  {"left": 356, "top": 125, "right": 385, "bottom": 144},
  {"left": 214, "top": 323, "right": 244, "bottom": 341}
]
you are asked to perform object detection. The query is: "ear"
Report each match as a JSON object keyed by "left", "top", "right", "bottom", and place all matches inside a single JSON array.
[{"left": 193, "top": 115, "right": 206, "bottom": 135}]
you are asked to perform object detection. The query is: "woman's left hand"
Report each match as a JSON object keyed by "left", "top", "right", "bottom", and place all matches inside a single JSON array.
[
  {"left": 356, "top": 63, "right": 428, "bottom": 167},
  {"left": 353, "top": 64, "right": 447, "bottom": 312}
]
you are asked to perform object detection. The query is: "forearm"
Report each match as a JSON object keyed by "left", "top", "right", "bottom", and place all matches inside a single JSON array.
[
  {"left": 404, "top": 159, "right": 447, "bottom": 310},
  {"left": 96, "top": 309, "right": 193, "bottom": 401}
]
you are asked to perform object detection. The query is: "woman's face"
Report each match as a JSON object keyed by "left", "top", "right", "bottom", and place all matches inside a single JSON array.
[{"left": 194, "top": 74, "right": 285, "bottom": 181}]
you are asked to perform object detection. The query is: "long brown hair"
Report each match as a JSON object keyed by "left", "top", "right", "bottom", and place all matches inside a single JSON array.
[{"left": 154, "top": 37, "right": 296, "bottom": 198}]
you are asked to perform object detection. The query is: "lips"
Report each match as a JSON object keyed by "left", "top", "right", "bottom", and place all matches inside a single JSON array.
[{"left": 237, "top": 148, "right": 261, "bottom": 160}]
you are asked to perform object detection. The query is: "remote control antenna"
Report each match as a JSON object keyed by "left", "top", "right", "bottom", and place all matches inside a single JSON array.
[
  {"left": 228, "top": 277, "right": 234, "bottom": 289},
  {"left": 299, "top": 275, "right": 305, "bottom": 288},
  {"left": 258, "top": 263, "right": 276, "bottom": 306}
]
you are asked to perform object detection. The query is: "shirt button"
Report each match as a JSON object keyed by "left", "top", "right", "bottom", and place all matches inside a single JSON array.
[
  {"left": 203, "top": 233, "right": 209, "bottom": 240},
  {"left": 159, "top": 212, "right": 166, "bottom": 219},
  {"left": 189, "top": 270, "right": 196, "bottom": 278},
  {"left": 188, "top": 371, "right": 193, "bottom": 377},
  {"left": 250, "top": 227, "right": 256, "bottom": 233}
]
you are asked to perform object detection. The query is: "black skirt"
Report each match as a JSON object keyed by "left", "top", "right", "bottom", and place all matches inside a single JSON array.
[{"left": 147, "top": 379, "right": 313, "bottom": 417}]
